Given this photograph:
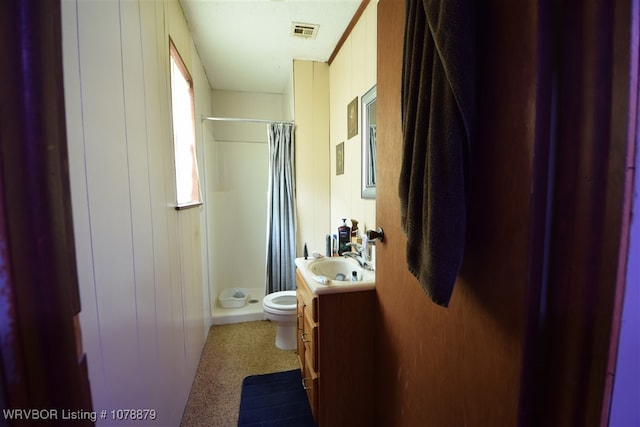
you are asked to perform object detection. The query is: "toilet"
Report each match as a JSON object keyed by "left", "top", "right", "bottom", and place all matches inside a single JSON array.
[{"left": 262, "top": 290, "right": 297, "bottom": 350}]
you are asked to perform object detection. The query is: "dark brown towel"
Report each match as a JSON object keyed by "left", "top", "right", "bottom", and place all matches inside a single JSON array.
[{"left": 399, "top": 0, "right": 476, "bottom": 307}]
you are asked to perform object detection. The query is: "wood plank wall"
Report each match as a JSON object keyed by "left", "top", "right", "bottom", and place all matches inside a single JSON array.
[{"left": 61, "top": 1, "right": 210, "bottom": 424}]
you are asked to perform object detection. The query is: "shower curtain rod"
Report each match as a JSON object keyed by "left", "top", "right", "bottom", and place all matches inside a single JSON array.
[{"left": 201, "top": 116, "right": 294, "bottom": 125}]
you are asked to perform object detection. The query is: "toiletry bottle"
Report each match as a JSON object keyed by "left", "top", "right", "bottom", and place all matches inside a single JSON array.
[
  {"left": 338, "top": 218, "right": 351, "bottom": 255},
  {"left": 325, "top": 234, "right": 332, "bottom": 257},
  {"left": 350, "top": 219, "right": 359, "bottom": 243}
]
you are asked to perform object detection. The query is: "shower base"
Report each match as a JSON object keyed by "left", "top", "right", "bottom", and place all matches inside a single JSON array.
[{"left": 211, "top": 287, "right": 266, "bottom": 325}]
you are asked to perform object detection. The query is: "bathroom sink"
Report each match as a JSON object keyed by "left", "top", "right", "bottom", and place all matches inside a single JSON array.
[
  {"left": 295, "top": 256, "right": 375, "bottom": 295},
  {"left": 295, "top": 257, "right": 376, "bottom": 295},
  {"left": 308, "top": 257, "right": 374, "bottom": 282}
]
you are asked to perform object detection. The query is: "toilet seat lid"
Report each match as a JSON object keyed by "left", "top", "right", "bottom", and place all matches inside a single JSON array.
[{"left": 263, "top": 290, "right": 297, "bottom": 310}]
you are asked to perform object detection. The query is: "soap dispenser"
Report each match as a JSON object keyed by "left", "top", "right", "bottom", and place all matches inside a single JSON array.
[{"left": 337, "top": 218, "right": 351, "bottom": 255}]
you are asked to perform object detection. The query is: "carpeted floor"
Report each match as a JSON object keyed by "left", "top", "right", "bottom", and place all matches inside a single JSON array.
[{"left": 180, "top": 320, "right": 298, "bottom": 427}]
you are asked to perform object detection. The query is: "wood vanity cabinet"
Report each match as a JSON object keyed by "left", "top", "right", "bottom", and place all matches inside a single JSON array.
[{"left": 295, "top": 268, "right": 375, "bottom": 427}]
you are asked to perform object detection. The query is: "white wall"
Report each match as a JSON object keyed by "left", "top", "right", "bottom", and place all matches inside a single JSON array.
[
  {"left": 294, "top": 60, "right": 331, "bottom": 256},
  {"left": 292, "top": 2, "right": 377, "bottom": 258},
  {"left": 329, "top": 1, "right": 377, "bottom": 241},
  {"left": 205, "top": 90, "right": 284, "bottom": 306},
  {"left": 283, "top": 68, "right": 295, "bottom": 122},
  {"left": 61, "top": 0, "right": 210, "bottom": 425}
]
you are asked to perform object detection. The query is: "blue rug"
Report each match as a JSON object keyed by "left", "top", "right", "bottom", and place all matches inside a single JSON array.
[{"left": 238, "top": 369, "right": 317, "bottom": 427}]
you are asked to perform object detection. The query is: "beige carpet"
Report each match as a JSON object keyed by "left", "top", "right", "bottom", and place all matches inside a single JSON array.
[{"left": 180, "top": 320, "right": 299, "bottom": 427}]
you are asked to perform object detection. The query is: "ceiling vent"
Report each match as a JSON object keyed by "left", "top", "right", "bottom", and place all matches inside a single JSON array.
[{"left": 291, "top": 22, "right": 319, "bottom": 39}]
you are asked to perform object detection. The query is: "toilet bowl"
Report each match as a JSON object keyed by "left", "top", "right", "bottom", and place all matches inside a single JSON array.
[{"left": 262, "top": 291, "right": 297, "bottom": 350}]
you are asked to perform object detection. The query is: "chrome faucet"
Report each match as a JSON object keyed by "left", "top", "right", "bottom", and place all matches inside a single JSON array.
[{"left": 343, "top": 236, "right": 374, "bottom": 270}]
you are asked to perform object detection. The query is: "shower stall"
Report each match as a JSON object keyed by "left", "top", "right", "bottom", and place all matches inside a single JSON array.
[{"left": 200, "top": 90, "right": 293, "bottom": 324}]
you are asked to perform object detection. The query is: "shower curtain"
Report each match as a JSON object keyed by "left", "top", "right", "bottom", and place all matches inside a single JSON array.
[{"left": 265, "top": 123, "right": 296, "bottom": 294}]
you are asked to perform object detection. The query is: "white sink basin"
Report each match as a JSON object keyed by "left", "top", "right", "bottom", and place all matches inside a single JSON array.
[
  {"left": 295, "top": 257, "right": 375, "bottom": 295},
  {"left": 308, "top": 257, "right": 374, "bottom": 282}
]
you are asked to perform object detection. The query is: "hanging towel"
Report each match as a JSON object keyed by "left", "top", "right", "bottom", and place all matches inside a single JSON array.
[{"left": 399, "top": 0, "right": 476, "bottom": 307}]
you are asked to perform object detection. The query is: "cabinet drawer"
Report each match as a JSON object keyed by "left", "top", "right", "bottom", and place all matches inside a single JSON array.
[
  {"left": 302, "top": 310, "right": 318, "bottom": 372},
  {"left": 303, "top": 349, "right": 319, "bottom": 421},
  {"left": 296, "top": 269, "right": 318, "bottom": 322}
]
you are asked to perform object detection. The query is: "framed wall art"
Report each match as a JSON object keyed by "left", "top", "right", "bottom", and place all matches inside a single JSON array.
[
  {"left": 347, "top": 96, "right": 358, "bottom": 139},
  {"left": 336, "top": 142, "right": 344, "bottom": 175}
]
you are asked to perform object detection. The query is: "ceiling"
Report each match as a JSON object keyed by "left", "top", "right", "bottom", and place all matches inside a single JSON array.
[{"left": 179, "top": 0, "right": 362, "bottom": 94}]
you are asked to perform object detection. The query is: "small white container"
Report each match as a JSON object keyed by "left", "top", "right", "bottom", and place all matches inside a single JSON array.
[{"left": 219, "top": 288, "right": 249, "bottom": 309}]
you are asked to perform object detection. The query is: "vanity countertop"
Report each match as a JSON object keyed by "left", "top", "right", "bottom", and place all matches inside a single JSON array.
[{"left": 294, "top": 257, "right": 375, "bottom": 295}]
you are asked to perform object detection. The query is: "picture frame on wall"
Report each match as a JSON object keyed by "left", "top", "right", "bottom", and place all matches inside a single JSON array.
[
  {"left": 336, "top": 142, "right": 344, "bottom": 175},
  {"left": 347, "top": 96, "right": 358, "bottom": 138}
]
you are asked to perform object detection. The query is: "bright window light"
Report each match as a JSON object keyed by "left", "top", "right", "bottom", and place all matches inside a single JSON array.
[{"left": 170, "top": 41, "right": 201, "bottom": 208}]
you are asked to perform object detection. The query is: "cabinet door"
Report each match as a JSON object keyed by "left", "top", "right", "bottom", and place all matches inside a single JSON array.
[
  {"left": 296, "top": 292, "right": 305, "bottom": 371},
  {"left": 302, "top": 307, "right": 318, "bottom": 372},
  {"left": 303, "top": 349, "right": 319, "bottom": 421}
]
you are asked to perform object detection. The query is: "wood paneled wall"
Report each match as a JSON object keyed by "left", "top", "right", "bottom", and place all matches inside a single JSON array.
[
  {"left": 61, "top": 1, "right": 209, "bottom": 424},
  {"left": 328, "top": 1, "right": 377, "bottom": 238},
  {"left": 294, "top": 60, "right": 331, "bottom": 256}
]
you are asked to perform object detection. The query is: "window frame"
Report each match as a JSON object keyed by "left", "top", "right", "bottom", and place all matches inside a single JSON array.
[{"left": 169, "top": 38, "right": 202, "bottom": 210}]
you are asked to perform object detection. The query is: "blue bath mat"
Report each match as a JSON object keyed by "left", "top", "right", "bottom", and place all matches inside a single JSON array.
[{"left": 238, "top": 369, "right": 317, "bottom": 427}]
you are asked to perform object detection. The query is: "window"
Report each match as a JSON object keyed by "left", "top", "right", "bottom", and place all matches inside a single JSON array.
[{"left": 169, "top": 40, "right": 201, "bottom": 208}]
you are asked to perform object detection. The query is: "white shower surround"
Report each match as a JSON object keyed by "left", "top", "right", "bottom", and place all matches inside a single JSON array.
[{"left": 204, "top": 90, "right": 289, "bottom": 323}]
